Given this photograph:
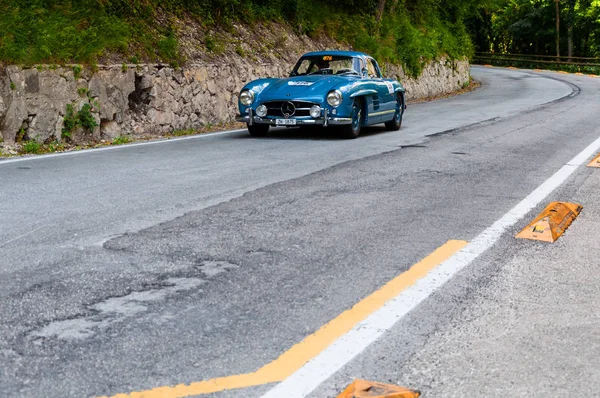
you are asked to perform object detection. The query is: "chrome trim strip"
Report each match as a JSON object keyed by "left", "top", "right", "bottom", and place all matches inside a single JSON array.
[
  {"left": 370, "top": 109, "right": 396, "bottom": 117},
  {"left": 236, "top": 116, "right": 352, "bottom": 126},
  {"left": 328, "top": 117, "right": 352, "bottom": 125}
]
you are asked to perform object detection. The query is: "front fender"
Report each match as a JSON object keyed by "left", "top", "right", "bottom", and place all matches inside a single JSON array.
[
  {"left": 241, "top": 78, "right": 276, "bottom": 95},
  {"left": 350, "top": 89, "right": 378, "bottom": 98},
  {"left": 238, "top": 78, "right": 277, "bottom": 111}
]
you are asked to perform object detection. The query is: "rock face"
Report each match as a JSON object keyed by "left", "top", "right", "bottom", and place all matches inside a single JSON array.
[
  {"left": 0, "top": 57, "right": 469, "bottom": 144},
  {"left": 385, "top": 59, "right": 470, "bottom": 100}
]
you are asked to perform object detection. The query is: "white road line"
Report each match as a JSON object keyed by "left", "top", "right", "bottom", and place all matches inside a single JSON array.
[
  {"left": 0, "top": 129, "right": 247, "bottom": 165},
  {"left": 261, "top": 135, "right": 600, "bottom": 398}
]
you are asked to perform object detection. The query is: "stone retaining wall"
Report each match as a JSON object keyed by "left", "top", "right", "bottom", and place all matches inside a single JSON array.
[{"left": 0, "top": 58, "right": 469, "bottom": 144}]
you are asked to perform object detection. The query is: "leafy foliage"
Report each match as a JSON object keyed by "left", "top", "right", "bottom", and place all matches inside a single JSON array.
[
  {"left": 1, "top": 0, "right": 477, "bottom": 75},
  {"left": 62, "top": 102, "right": 98, "bottom": 140},
  {"left": 468, "top": 0, "right": 600, "bottom": 57}
]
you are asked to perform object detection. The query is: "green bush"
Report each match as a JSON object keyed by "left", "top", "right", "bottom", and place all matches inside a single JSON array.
[{"left": 62, "top": 102, "right": 98, "bottom": 140}]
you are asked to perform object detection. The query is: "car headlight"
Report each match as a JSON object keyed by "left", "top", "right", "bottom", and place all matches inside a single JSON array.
[
  {"left": 327, "top": 90, "right": 343, "bottom": 107},
  {"left": 240, "top": 90, "right": 255, "bottom": 106},
  {"left": 309, "top": 105, "right": 321, "bottom": 118},
  {"left": 256, "top": 104, "right": 268, "bottom": 117}
]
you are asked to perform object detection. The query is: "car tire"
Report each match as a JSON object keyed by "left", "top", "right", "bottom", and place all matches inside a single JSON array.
[
  {"left": 385, "top": 93, "right": 404, "bottom": 131},
  {"left": 340, "top": 98, "right": 364, "bottom": 139},
  {"left": 247, "top": 124, "right": 269, "bottom": 137}
]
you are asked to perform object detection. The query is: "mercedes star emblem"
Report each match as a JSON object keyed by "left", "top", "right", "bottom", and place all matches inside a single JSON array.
[{"left": 281, "top": 101, "right": 296, "bottom": 119}]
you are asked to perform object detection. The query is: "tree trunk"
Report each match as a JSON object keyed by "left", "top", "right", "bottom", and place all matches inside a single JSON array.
[
  {"left": 567, "top": 0, "right": 575, "bottom": 61},
  {"left": 376, "top": 0, "right": 386, "bottom": 22},
  {"left": 555, "top": 0, "right": 561, "bottom": 59}
]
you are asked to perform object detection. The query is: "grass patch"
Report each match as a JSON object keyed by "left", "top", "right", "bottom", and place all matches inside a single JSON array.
[
  {"left": 21, "top": 140, "right": 42, "bottom": 154},
  {"left": 112, "top": 135, "right": 131, "bottom": 145},
  {"left": 0, "top": 1, "right": 129, "bottom": 65},
  {"left": 48, "top": 140, "right": 66, "bottom": 152},
  {"left": 72, "top": 65, "right": 82, "bottom": 79},
  {"left": 16, "top": 128, "right": 26, "bottom": 142},
  {"left": 205, "top": 36, "right": 225, "bottom": 54},
  {"left": 171, "top": 129, "right": 198, "bottom": 137},
  {"left": 235, "top": 44, "right": 245, "bottom": 57}
]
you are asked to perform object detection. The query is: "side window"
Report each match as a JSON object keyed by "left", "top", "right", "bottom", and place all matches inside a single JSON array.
[
  {"left": 295, "top": 59, "right": 311, "bottom": 75},
  {"left": 368, "top": 59, "right": 382, "bottom": 78},
  {"left": 366, "top": 60, "right": 376, "bottom": 78},
  {"left": 354, "top": 58, "right": 365, "bottom": 76}
]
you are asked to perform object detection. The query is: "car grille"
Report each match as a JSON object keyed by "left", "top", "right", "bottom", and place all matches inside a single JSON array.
[{"left": 263, "top": 101, "right": 317, "bottom": 118}]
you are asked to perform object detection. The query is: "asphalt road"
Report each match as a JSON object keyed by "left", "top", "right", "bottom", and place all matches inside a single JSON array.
[{"left": 1, "top": 66, "right": 599, "bottom": 397}]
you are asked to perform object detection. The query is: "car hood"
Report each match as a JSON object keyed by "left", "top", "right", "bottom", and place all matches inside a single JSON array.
[{"left": 257, "top": 75, "right": 357, "bottom": 103}]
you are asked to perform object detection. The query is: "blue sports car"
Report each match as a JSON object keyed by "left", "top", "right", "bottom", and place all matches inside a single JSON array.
[{"left": 235, "top": 50, "right": 406, "bottom": 139}]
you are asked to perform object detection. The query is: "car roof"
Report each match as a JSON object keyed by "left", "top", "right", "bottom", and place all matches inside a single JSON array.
[{"left": 301, "top": 50, "right": 370, "bottom": 58}]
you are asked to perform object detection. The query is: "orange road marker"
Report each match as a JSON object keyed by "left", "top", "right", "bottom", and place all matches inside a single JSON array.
[
  {"left": 516, "top": 202, "right": 582, "bottom": 242},
  {"left": 575, "top": 72, "right": 585, "bottom": 76},
  {"left": 507, "top": 66, "right": 518, "bottom": 69},
  {"left": 558, "top": 70, "right": 570, "bottom": 74},
  {"left": 534, "top": 69, "right": 543, "bottom": 72},
  {"left": 588, "top": 153, "right": 600, "bottom": 167},
  {"left": 483, "top": 64, "right": 494, "bottom": 67},
  {"left": 337, "top": 379, "right": 420, "bottom": 398}
]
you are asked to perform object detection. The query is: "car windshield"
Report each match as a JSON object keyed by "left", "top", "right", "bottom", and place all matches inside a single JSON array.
[{"left": 290, "top": 55, "right": 362, "bottom": 77}]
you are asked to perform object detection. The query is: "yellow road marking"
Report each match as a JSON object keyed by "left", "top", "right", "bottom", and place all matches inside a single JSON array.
[{"left": 105, "top": 240, "right": 467, "bottom": 398}]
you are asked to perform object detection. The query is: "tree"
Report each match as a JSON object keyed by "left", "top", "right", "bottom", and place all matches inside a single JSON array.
[
  {"left": 376, "top": 0, "right": 386, "bottom": 21},
  {"left": 555, "top": 0, "right": 560, "bottom": 58}
]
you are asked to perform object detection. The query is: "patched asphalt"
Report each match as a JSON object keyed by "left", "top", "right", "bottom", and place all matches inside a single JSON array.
[{"left": 1, "top": 68, "right": 599, "bottom": 397}]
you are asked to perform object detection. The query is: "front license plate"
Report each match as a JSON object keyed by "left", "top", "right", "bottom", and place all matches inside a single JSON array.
[{"left": 276, "top": 119, "right": 297, "bottom": 126}]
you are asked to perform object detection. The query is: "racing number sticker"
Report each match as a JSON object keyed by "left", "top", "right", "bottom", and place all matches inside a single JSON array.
[
  {"left": 385, "top": 82, "right": 394, "bottom": 94},
  {"left": 323, "top": 56, "right": 333, "bottom": 61}
]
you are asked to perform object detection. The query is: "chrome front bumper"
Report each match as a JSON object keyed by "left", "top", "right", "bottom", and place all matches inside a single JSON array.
[{"left": 235, "top": 114, "right": 352, "bottom": 126}]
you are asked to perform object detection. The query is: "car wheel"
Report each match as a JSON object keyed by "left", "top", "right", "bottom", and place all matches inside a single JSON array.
[
  {"left": 385, "top": 93, "right": 403, "bottom": 131},
  {"left": 247, "top": 124, "right": 269, "bottom": 137},
  {"left": 340, "top": 98, "right": 363, "bottom": 139}
]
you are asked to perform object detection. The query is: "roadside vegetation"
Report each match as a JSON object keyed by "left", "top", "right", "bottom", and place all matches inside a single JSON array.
[
  {"left": 0, "top": 123, "right": 244, "bottom": 158},
  {"left": 468, "top": 0, "right": 600, "bottom": 71},
  {"left": 1, "top": 0, "right": 480, "bottom": 76}
]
